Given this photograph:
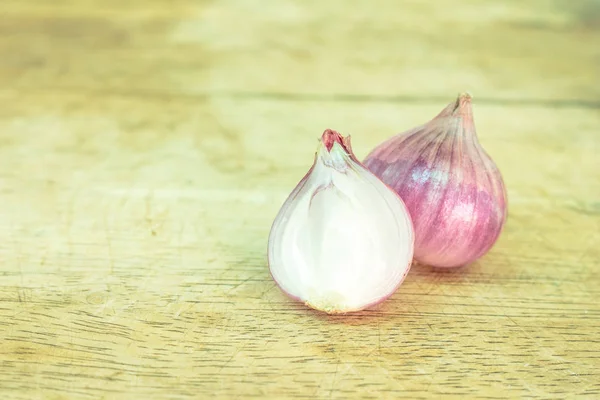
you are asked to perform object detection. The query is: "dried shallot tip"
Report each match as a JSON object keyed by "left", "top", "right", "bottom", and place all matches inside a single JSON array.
[
  {"left": 364, "top": 93, "right": 507, "bottom": 268},
  {"left": 268, "top": 129, "right": 414, "bottom": 314}
]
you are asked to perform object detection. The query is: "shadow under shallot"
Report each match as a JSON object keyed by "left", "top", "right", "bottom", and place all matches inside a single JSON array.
[{"left": 299, "top": 259, "right": 483, "bottom": 325}]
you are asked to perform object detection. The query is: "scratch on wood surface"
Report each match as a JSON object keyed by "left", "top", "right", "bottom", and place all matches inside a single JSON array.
[
  {"left": 224, "top": 272, "right": 263, "bottom": 295},
  {"left": 258, "top": 282, "right": 277, "bottom": 300},
  {"left": 217, "top": 346, "right": 244, "bottom": 375},
  {"left": 328, "top": 358, "right": 341, "bottom": 399}
]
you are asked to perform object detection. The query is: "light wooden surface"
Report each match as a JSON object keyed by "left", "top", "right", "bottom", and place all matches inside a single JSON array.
[{"left": 1, "top": 1, "right": 599, "bottom": 398}]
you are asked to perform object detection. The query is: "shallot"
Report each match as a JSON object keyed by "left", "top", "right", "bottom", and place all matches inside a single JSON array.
[
  {"left": 268, "top": 129, "right": 414, "bottom": 313},
  {"left": 364, "top": 94, "right": 507, "bottom": 268}
]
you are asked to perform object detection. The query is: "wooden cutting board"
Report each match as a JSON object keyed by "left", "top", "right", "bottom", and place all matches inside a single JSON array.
[{"left": 1, "top": 0, "right": 599, "bottom": 398}]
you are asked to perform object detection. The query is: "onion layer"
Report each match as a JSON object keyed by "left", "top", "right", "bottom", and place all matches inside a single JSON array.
[{"left": 268, "top": 129, "right": 414, "bottom": 314}]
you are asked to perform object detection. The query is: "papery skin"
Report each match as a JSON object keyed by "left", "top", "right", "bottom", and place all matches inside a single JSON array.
[
  {"left": 267, "top": 129, "right": 414, "bottom": 314},
  {"left": 364, "top": 94, "right": 507, "bottom": 268}
]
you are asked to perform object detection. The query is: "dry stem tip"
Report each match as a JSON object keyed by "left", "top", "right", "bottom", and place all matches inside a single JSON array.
[
  {"left": 451, "top": 92, "right": 474, "bottom": 117},
  {"left": 321, "top": 129, "right": 344, "bottom": 152},
  {"left": 458, "top": 92, "right": 472, "bottom": 101}
]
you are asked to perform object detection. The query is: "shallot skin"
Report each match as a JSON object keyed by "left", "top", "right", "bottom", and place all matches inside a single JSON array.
[{"left": 364, "top": 94, "right": 507, "bottom": 268}]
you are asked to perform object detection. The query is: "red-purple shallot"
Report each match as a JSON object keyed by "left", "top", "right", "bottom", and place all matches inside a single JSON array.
[{"left": 364, "top": 94, "right": 507, "bottom": 268}]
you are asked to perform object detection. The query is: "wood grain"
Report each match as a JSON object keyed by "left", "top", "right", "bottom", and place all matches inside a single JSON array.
[{"left": 0, "top": 0, "right": 599, "bottom": 398}]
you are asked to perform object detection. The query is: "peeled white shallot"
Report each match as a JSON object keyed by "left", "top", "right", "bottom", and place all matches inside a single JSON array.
[{"left": 267, "top": 129, "right": 414, "bottom": 314}]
